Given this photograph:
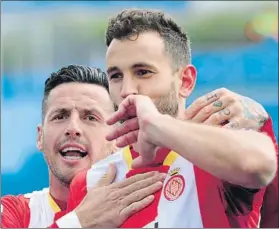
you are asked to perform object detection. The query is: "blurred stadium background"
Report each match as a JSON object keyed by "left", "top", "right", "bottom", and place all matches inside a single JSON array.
[{"left": 1, "top": 1, "right": 278, "bottom": 195}]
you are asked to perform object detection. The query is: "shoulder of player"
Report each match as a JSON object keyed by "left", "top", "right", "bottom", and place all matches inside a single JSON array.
[
  {"left": 2, "top": 188, "right": 50, "bottom": 206},
  {"left": 1, "top": 193, "right": 30, "bottom": 215},
  {"left": 2, "top": 194, "right": 27, "bottom": 206},
  {"left": 23, "top": 187, "right": 50, "bottom": 198},
  {"left": 0, "top": 189, "right": 49, "bottom": 227},
  {"left": 259, "top": 116, "right": 277, "bottom": 146},
  {"left": 259, "top": 115, "right": 273, "bottom": 133},
  {"left": 1, "top": 194, "right": 30, "bottom": 227}
]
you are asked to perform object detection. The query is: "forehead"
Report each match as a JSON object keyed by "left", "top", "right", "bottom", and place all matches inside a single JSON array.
[
  {"left": 46, "top": 82, "right": 112, "bottom": 113},
  {"left": 106, "top": 31, "right": 171, "bottom": 69}
]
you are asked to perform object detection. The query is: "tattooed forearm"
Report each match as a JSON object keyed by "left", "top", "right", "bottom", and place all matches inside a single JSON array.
[
  {"left": 240, "top": 97, "right": 268, "bottom": 129},
  {"left": 258, "top": 115, "right": 269, "bottom": 127}
]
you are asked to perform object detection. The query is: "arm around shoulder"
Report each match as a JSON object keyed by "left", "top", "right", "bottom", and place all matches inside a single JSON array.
[{"left": 145, "top": 114, "right": 277, "bottom": 189}]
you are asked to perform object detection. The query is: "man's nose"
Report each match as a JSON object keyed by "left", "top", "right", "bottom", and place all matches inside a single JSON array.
[
  {"left": 120, "top": 76, "right": 139, "bottom": 99},
  {"left": 65, "top": 115, "right": 82, "bottom": 138}
]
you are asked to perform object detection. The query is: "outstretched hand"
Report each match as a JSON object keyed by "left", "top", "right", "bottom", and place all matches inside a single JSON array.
[{"left": 106, "top": 95, "right": 162, "bottom": 168}]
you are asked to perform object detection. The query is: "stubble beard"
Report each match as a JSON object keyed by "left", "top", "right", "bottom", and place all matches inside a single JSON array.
[
  {"left": 114, "top": 82, "right": 179, "bottom": 119},
  {"left": 154, "top": 83, "right": 179, "bottom": 118},
  {"left": 43, "top": 142, "right": 115, "bottom": 188},
  {"left": 45, "top": 154, "right": 73, "bottom": 187}
]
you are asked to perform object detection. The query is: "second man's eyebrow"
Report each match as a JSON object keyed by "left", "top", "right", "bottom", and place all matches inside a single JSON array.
[
  {"left": 83, "top": 108, "right": 102, "bottom": 116},
  {"left": 131, "top": 62, "right": 156, "bottom": 69},
  {"left": 107, "top": 66, "right": 120, "bottom": 75},
  {"left": 107, "top": 62, "right": 156, "bottom": 75},
  {"left": 50, "top": 108, "right": 69, "bottom": 115}
]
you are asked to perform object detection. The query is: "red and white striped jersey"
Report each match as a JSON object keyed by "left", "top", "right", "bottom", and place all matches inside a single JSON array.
[
  {"left": 67, "top": 117, "right": 278, "bottom": 228},
  {"left": 1, "top": 117, "right": 277, "bottom": 228},
  {"left": 1, "top": 188, "right": 80, "bottom": 228},
  {"left": 67, "top": 147, "right": 264, "bottom": 228}
]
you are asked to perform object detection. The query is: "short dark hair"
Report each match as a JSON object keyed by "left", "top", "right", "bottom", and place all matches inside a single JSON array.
[
  {"left": 106, "top": 9, "right": 191, "bottom": 70},
  {"left": 42, "top": 65, "right": 111, "bottom": 120}
]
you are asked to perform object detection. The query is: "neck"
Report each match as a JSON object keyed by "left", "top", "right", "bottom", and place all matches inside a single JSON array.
[
  {"left": 49, "top": 171, "right": 69, "bottom": 203},
  {"left": 177, "top": 101, "right": 186, "bottom": 120}
]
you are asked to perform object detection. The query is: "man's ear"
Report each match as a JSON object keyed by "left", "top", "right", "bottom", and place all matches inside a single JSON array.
[
  {"left": 37, "top": 124, "right": 43, "bottom": 152},
  {"left": 178, "top": 64, "right": 197, "bottom": 98}
]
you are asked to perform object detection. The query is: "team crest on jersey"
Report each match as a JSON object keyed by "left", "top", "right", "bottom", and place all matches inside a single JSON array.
[
  {"left": 169, "top": 167, "right": 180, "bottom": 176},
  {"left": 164, "top": 170, "right": 185, "bottom": 201}
]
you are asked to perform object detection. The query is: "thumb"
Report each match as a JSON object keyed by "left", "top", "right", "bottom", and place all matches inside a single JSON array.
[
  {"left": 131, "top": 156, "right": 149, "bottom": 169},
  {"left": 131, "top": 145, "right": 157, "bottom": 169},
  {"left": 131, "top": 155, "right": 147, "bottom": 169},
  {"left": 96, "top": 164, "right": 117, "bottom": 187}
]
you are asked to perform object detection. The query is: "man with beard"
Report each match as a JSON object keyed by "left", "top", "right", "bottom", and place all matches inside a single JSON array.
[
  {"left": 65, "top": 9, "right": 277, "bottom": 228},
  {"left": 0, "top": 65, "right": 166, "bottom": 228}
]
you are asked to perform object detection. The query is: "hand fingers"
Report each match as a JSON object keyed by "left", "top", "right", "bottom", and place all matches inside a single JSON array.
[
  {"left": 113, "top": 171, "right": 160, "bottom": 188},
  {"left": 115, "top": 130, "right": 139, "bottom": 148},
  {"left": 185, "top": 88, "right": 225, "bottom": 119},
  {"left": 107, "top": 96, "right": 137, "bottom": 125},
  {"left": 131, "top": 140, "right": 157, "bottom": 168},
  {"left": 107, "top": 108, "right": 127, "bottom": 125},
  {"left": 191, "top": 96, "right": 235, "bottom": 123},
  {"left": 120, "top": 195, "right": 155, "bottom": 221},
  {"left": 122, "top": 180, "right": 164, "bottom": 206},
  {"left": 131, "top": 152, "right": 156, "bottom": 169},
  {"left": 106, "top": 118, "right": 139, "bottom": 141},
  {"left": 120, "top": 173, "right": 165, "bottom": 199},
  {"left": 96, "top": 164, "right": 117, "bottom": 187},
  {"left": 132, "top": 156, "right": 150, "bottom": 169},
  {"left": 204, "top": 105, "right": 237, "bottom": 125},
  {"left": 223, "top": 119, "right": 241, "bottom": 129}
]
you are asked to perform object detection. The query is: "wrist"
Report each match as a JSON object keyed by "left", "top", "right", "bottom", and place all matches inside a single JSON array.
[
  {"left": 144, "top": 113, "right": 173, "bottom": 147},
  {"left": 75, "top": 208, "right": 97, "bottom": 228}
]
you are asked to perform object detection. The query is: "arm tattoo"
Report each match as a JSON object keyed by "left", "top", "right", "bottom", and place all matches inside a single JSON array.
[
  {"left": 258, "top": 116, "right": 268, "bottom": 127},
  {"left": 240, "top": 97, "right": 268, "bottom": 129}
]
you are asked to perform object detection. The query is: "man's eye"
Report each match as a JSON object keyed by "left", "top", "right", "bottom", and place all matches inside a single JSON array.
[
  {"left": 110, "top": 73, "right": 122, "bottom": 80},
  {"left": 135, "top": 69, "right": 153, "bottom": 76},
  {"left": 86, "top": 115, "right": 97, "bottom": 121},
  {"left": 54, "top": 114, "right": 67, "bottom": 120}
]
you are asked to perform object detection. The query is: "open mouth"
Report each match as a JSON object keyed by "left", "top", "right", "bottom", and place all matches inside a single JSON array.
[{"left": 59, "top": 147, "right": 88, "bottom": 160}]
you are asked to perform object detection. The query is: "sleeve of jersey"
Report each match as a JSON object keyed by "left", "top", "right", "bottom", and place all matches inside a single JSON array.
[
  {"left": 1, "top": 195, "right": 30, "bottom": 228},
  {"left": 1, "top": 195, "right": 83, "bottom": 228},
  {"left": 260, "top": 116, "right": 278, "bottom": 145},
  {"left": 259, "top": 116, "right": 278, "bottom": 228}
]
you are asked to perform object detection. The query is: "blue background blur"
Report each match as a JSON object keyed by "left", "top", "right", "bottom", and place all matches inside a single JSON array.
[{"left": 1, "top": 1, "right": 278, "bottom": 195}]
